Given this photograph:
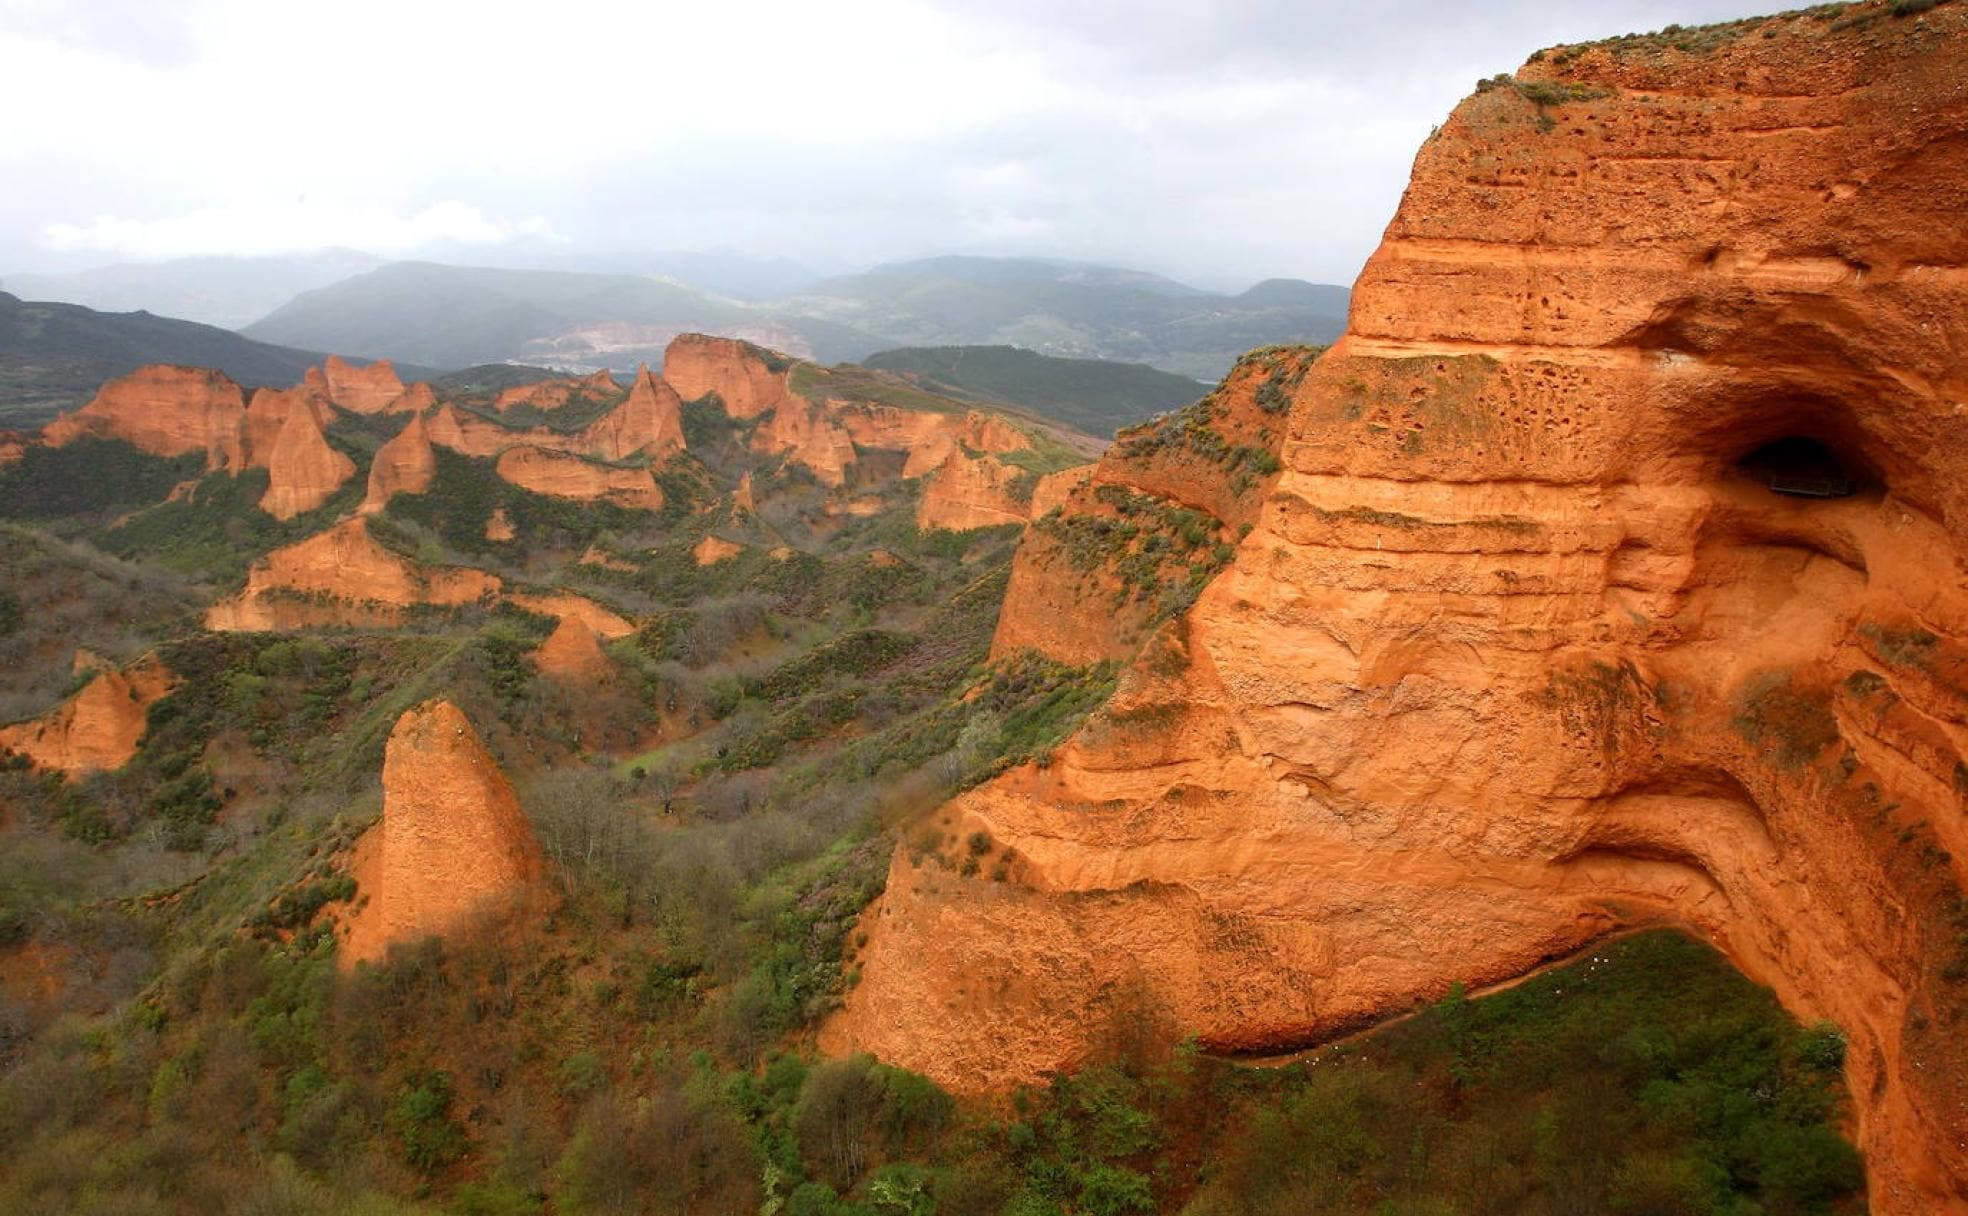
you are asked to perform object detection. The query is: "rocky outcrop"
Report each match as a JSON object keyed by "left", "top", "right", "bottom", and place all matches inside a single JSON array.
[
  {"left": 832, "top": 9, "right": 1968, "bottom": 1212},
  {"left": 309, "top": 355, "right": 405, "bottom": 415},
  {"left": 493, "top": 445, "right": 664, "bottom": 511},
  {"left": 663, "top": 334, "right": 798, "bottom": 418},
  {"left": 254, "top": 388, "right": 356, "bottom": 520},
  {"left": 749, "top": 395, "right": 859, "bottom": 487},
  {"left": 40, "top": 365, "right": 359, "bottom": 516},
  {"left": 531, "top": 616, "right": 612, "bottom": 683},
  {"left": 0, "top": 431, "right": 25, "bottom": 467},
  {"left": 915, "top": 451, "right": 1036, "bottom": 532},
  {"left": 425, "top": 403, "right": 514, "bottom": 459},
  {"left": 495, "top": 369, "right": 619, "bottom": 412},
  {"left": 692, "top": 535, "right": 743, "bottom": 566},
  {"left": 205, "top": 518, "right": 500, "bottom": 631},
  {"left": 43, "top": 365, "right": 248, "bottom": 469},
  {"left": 0, "top": 655, "right": 176, "bottom": 777},
  {"left": 337, "top": 701, "right": 546, "bottom": 968},
  {"left": 990, "top": 347, "right": 1308, "bottom": 664},
  {"left": 484, "top": 508, "right": 515, "bottom": 542},
  {"left": 360, "top": 412, "right": 437, "bottom": 514},
  {"left": 576, "top": 365, "right": 685, "bottom": 463}
]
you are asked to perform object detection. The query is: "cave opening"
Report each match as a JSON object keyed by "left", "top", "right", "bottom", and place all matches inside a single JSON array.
[{"left": 1735, "top": 436, "right": 1866, "bottom": 499}]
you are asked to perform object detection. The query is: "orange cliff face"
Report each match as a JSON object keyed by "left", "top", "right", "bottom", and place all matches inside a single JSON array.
[
  {"left": 39, "top": 365, "right": 362, "bottom": 518},
  {"left": 663, "top": 333, "right": 799, "bottom": 418},
  {"left": 990, "top": 347, "right": 1306, "bottom": 664},
  {"left": 335, "top": 701, "right": 547, "bottom": 968},
  {"left": 253, "top": 388, "right": 357, "bottom": 520},
  {"left": 493, "top": 445, "right": 664, "bottom": 511},
  {"left": 205, "top": 518, "right": 500, "bottom": 631},
  {"left": 309, "top": 355, "right": 406, "bottom": 415},
  {"left": 829, "top": 9, "right": 1968, "bottom": 1214},
  {"left": 360, "top": 411, "right": 437, "bottom": 514},
  {"left": 578, "top": 365, "right": 685, "bottom": 463},
  {"left": 0, "top": 655, "right": 176, "bottom": 777},
  {"left": 43, "top": 365, "right": 249, "bottom": 469},
  {"left": 531, "top": 615, "right": 613, "bottom": 683}
]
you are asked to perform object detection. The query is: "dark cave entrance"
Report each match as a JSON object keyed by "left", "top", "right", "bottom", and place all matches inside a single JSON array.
[{"left": 1735, "top": 436, "right": 1866, "bottom": 499}]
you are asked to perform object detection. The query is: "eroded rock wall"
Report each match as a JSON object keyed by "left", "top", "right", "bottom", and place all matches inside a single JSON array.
[
  {"left": 0, "top": 655, "right": 176, "bottom": 777},
  {"left": 831, "top": 8, "right": 1968, "bottom": 1212},
  {"left": 337, "top": 701, "right": 545, "bottom": 967}
]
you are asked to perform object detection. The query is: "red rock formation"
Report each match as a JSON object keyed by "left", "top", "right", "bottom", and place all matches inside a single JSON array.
[
  {"left": 750, "top": 397, "right": 859, "bottom": 487},
  {"left": 494, "top": 445, "right": 664, "bottom": 511},
  {"left": 0, "top": 655, "right": 176, "bottom": 777},
  {"left": 205, "top": 519, "right": 500, "bottom": 631},
  {"left": 733, "top": 471, "right": 757, "bottom": 513},
  {"left": 495, "top": 369, "right": 620, "bottom": 412},
  {"left": 360, "top": 412, "right": 437, "bottom": 514},
  {"left": 386, "top": 381, "right": 438, "bottom": 416},
  {"left": 990, "top": 347, "right": 1307, "bottom": 664},
  {"left": 484, "top": 507, "right": 515, "bottom": 542},
  {"left": 832, "top": 9, "right": 1968, "bottom": 1212},
  {"left": 254, "top": 389, "right": 356, "bottom": 520},
  {"left": 692, "top": 535, "right": 743, "bottom": 566},
  {"left": 426, "top": 403, "right": 514, "bottom": 459},
  {"left": 531, "top": 616, "right": 612, "bottom": 683},
  {"left": 916, "top": 450, "right": 1037, "bottom": 532},
  {"left": 577, "top": 365, "right": 685, "bottom": 463},
  {"left": 663, "top": 334, "right": 799, "bottom": 418},
  {"left": 0, "top": 430, "right": 24, "bottom": 467},
  {"left": 311, "top": 355, "right": 405, "bottom": 415},
  {"left": 43, "top": 365, "right": 248, "bottom": 470},
  {"left": 337, "top": 701, "right": 546, "bottom": 968}
]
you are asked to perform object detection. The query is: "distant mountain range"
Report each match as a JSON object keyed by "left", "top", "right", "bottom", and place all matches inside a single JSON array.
[
  {"left": 232, "top": 253, "right": 1348, "bottom": 382},
  {"left": 0, "top": 291, "right": 427, "bottom": 427},
  {"left": 1, "top": 249, "right": 385, "bottom": 331}
]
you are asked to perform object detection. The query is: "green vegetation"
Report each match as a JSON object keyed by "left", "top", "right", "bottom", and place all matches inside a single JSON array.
[
  {"left": 0, "top": 437, "right": 202, "bottom": 519},
  {"left": 0, "top": 332, "right": 1868, "bottom": 1214},
  {"left": 1034, "top": 484, "right": 1237, "bottom": 625}
]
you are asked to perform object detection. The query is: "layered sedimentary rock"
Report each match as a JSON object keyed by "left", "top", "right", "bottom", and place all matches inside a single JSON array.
[
  {"left": 493, "top": 445, "right": 664, "bottom": 511},
  {"left": 832, "top": 9, "right": 1968, "bottom": 1212},
  {"left": 205, "top": 518, "right": 500, "bottom": 631},
  {"left": 43, "top": 365, "right": 249, "bottom": 469},
  {"left": 0, "top": 655, "right": 176, "bottom": 777},
  {"left": 337, "top": 701, "right": 545, "bottom": 967},
  {"left": 360, "top": 412, "right": 437, "bottom": 514},
  {"left": 494, "top": 369, "right": 620, "bottom": 412}
]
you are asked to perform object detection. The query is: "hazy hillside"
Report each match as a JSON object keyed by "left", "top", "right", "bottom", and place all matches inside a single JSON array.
[
  {"left": 0, "top": 291, "right": 420, "bottom": 427},
  {"left": 241, "top": 261, "right": 863, "bottom": 372},
  {"left": 239, "top": 255, "right": 1351, "bottom": 386},
  {"left": 863, "top": 344, "right": 1207, "bottom": 437},
  {"left": 2, "top": 249, "right": 384, "bottom": 330},
  {"left": 782, "top": 256, "right": 1350, "bottom": 380}
]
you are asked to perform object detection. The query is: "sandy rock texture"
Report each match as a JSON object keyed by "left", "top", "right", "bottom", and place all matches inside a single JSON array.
[
  {"left": 0, "top": 655, "right": 176, "bottom": 777},
  {"left": 493, "top": 445, "right": 664, "bottom": 511},
  {"left": 336, "top": 701, "right": 546, "bottom": 967},
  {"left": 830, "top": 8, "right": 1968, "bottom": 1212}
]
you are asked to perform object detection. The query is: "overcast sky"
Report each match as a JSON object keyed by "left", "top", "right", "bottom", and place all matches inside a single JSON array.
[{"left": 2, "top": 0, "right": 1773, "bottom": 290}]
